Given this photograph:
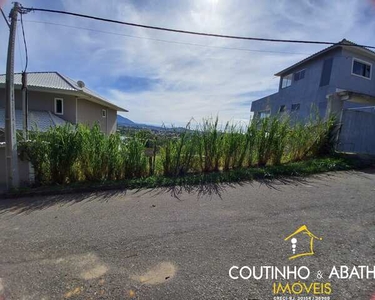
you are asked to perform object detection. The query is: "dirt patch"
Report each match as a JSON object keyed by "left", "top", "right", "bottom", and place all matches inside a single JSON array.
[
  {"left": 39, "top": 252, "right": 109, "bottom": 280},
  {"left": 131, "top": 262, "right": 176, "bottom": 285},
  {"left": 64, "top": 286, "right": 82, "bottom": 298},
  {"left": 80, "top": 265, "right": 108, "bottom": 280}
]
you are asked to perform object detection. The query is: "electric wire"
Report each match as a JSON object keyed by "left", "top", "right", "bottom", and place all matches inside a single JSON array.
[
  {"left": 20, "top": 12, "right": 28, "bottom": 72},
  {"left": 16, "top": 25, "right": 24, "bottom": 72},
  {"left": 0, "top": 8, "right": 10, "bottom": 28},
  {"left": 20, "top": 6, "right": 375, "bottom": 49},
  {"left": 24, "top": 20, "right": 311, "bottom": 56}
]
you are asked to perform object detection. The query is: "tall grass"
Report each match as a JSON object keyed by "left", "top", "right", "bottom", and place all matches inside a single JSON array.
[
  {"left": 198, "top": 117, "right": 222, "bottom": 172},
  {"left": 78, "top": 124, "right": 109, "bottom": 181},
  {"left": 20, "top": 114, "right": 335, "bottom": 185},
  {"left": 123, "top": 133, "right": 148, "bottom": 178},
  {"left": 160, "top": 121, "right": 199, "bottom": 176},
  {"left": 221, "top": 122, "right": 244, "bottom": 171}
]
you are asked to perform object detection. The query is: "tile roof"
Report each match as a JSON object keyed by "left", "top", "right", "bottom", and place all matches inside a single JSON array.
[
  {"left": 0, "top": 109, "right": 68, "bottom": 132},
  {"left": 0, "top": 72, "right": 128, "bottom": 112},
  {"left": 275, "top": 39, "right": 375, "bottom": 76}
]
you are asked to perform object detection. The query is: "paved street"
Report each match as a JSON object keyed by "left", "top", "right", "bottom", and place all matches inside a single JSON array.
[{"left": 0, "top": 169, "right": 374, "bottom": 299}]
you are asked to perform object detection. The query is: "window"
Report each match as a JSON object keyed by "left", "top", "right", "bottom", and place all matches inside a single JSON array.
[
  {"left": 320, "top": 58, "right": 333, "bottom": 87},
  {"left": 281, "top": 74, "right": 293, "bottom": 88},
  {"left": 279, "top": 105, "right": 286, "bottom": 113},
  {"left": 291, "top": 103, "right": 300, "bottom": 112},
  {"left": 294, "top": 69, "right": 306, "bottom": 81},
  {"left": 352, "top": 58, "right": 372, "bottom": 79},
  {"left": 102, "top": 109, "right": 107, "bottom": 118},
  {"left": 54, "top": 98, "right": 63, "bottom": 115},
  {"left": 259, "top": 110, "right": 271, "bottom": 119}
]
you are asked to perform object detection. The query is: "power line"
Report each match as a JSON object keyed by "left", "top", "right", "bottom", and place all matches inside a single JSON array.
[
  {"left": 24, "top": 20, "right": 311, "bottom": 56},
  {"left": 20, "top": 12, "right": 28, "bottom": 71},
  {"left": 16, "top": 25, "right": 24, "bottom": 70},
  {"left": 20, "top": 6, "right": 375, "bottom": 49},
  {"left": 0, "top": 7, "right": 10, "bottom": 28}
]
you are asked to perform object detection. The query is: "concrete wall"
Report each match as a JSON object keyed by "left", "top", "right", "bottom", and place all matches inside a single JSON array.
[
  {"left": 251, "top": 47, "right": 375, "bottom": 119},
  {"left": 334, "top": 48, "right": 375, "bottom": 96},
  {"left": 337, "top": 110, "right": 375, "bottom": 155},
  {"left": 107, "top": 108, "right": 117, "bottom": 134},
  {"left": 0, "top": 146, "right": 31, "bottom": 188},
  {"left": 77, "top": 98, "right": 117, "bottom": 134}
]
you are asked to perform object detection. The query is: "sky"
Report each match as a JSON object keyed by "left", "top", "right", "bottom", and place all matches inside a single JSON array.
[{"left": 1, "top": 0, "right": 375, "bottom": 126}]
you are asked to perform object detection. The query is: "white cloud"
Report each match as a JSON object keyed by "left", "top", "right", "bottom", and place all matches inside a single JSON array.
[{"left": 1, "top": 0, "right": 374, "bottom": 126}]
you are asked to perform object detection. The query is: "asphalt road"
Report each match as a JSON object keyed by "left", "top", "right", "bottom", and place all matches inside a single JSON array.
[{"left": 0, "top": 169, "right": 374, "bottom": 300}]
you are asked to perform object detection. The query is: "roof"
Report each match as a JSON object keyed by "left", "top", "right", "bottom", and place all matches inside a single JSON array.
[
  {"left": 275, "top": 39, "right": 375, "bottom": 77},
  {"left": 0, "top": 72, "right": 128, "bottom": 112},
  {"left": 0, "top": 109, "right": 68, "bottom": 132}
]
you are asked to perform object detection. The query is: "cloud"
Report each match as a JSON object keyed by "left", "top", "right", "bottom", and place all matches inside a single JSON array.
[{"left": 1, "top": 0, "right": 374, "bottom": 126}]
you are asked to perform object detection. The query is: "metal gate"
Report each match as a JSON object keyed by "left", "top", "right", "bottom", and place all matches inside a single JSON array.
[{"left": 337, "top": 108, "right": 375, "bottom": 155}]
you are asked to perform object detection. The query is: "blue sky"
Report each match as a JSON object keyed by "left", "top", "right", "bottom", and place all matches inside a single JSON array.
[{"left": 1, "top": 0, "right": 375, "bottom": 126}]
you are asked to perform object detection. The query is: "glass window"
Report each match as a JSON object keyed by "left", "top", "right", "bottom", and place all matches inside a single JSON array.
[
  {"left": 279, "top": 105, "right": 286, "bottom": 113},
  {"left": 102, "top": 109, "right": 107, "bottom": 118},
  {"left": 294, "top": 69, "right": 305, "bottom": 81},
  {"left": 259, "top": 110, "right": 271, "bottom": 119},
  {"left": 320, "top": 58, "right": 333, "bottom": 87},
  {"left": 281, "top": 74, "right": 293, "bottom": 88},
  {"left": 54, "top": 98, "right": 63, "bottom": 115},
  {"left": 291, "top": 103, "right": 300, "bottom": 112},
  {"left": 352, "top": 59, "right": 371, "bottom": 78}
]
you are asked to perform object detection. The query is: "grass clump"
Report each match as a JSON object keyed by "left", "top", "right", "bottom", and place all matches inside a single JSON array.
[{"left": 19, "top": 114, "right": 336, "bottom": 187}]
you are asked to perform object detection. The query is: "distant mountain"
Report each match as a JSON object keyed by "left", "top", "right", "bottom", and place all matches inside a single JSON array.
[
  {"left": 117, "top": 115, "right": 186, "bottom": 132},
  {"left": 117, "top": 115, "right": 167, "bottom": 131},
  {"left": 117, "top": 115, "right": 137, "bottom": 126}
]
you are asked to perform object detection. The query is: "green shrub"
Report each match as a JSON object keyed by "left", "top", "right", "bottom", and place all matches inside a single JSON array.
[
  {"left": 19, "top": 133, "right": 51, "bottom": 184},
  {"left": 20, "top": 113, "right": 335, "bottom": 186}
]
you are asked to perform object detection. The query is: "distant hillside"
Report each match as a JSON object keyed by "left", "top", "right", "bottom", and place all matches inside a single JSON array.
[
  {"left": 117, "top": 115, "right": 137, "bottom": 126},
  {"left": 117, "top": 115, "right": 167, "bottom": 131},
  {"left": 117, "top": 115, "right": 186, "bottom": 132}
]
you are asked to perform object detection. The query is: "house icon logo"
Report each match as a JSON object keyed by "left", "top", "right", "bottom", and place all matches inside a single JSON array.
[{"left": 284, "top": 225, "right": 322, "bottom": 260}]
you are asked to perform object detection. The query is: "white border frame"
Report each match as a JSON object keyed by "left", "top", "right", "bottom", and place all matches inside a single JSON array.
[
  {"left": 102, "top": 109, "right": 107, "bottom": 118},
  {"left": 54, "top": 98, "right": 64, "bottom": 115},
  {"left": 351, "top": 57, "right": 372, "bottom": 80}
]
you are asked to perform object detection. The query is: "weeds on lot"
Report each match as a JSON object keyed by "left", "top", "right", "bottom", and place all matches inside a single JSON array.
[
  {"left": 160, "top": 121, "right": 198, "bottom": 176},
  {"left": 7, "top": 156, "right": 358, "bottom": 198},
  {"left": 19, "top": 114, "right": 335, "bottom": 186}
]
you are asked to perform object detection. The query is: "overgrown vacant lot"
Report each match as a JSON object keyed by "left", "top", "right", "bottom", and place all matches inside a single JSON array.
[{"left": 19, "top": 115, "right": 337, "bottom": 190}]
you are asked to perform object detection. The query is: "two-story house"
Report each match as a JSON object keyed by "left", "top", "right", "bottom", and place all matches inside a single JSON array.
[
  {"left": 251, "top": 39, "right": 375, "bottom": 119},
  {"left": 0, "top": 71, "right": 128, "bottom": 137},
  {"left": 0, "top": 71, "right": 128, "bottom": 187}
]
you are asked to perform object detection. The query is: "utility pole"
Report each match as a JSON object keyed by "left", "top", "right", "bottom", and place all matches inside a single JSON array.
[{"left": 5, "top": 2, "right": 20, "bottom": 189}]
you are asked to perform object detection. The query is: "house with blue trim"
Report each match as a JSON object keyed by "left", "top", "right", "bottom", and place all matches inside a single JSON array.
[{"left": 251, "top": 39, "right": 375, "bottom": 119}]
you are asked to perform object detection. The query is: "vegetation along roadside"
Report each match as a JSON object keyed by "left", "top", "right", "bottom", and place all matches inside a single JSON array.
[{"left": 2, "top": 114, "right": 369, "bottom": 198}]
